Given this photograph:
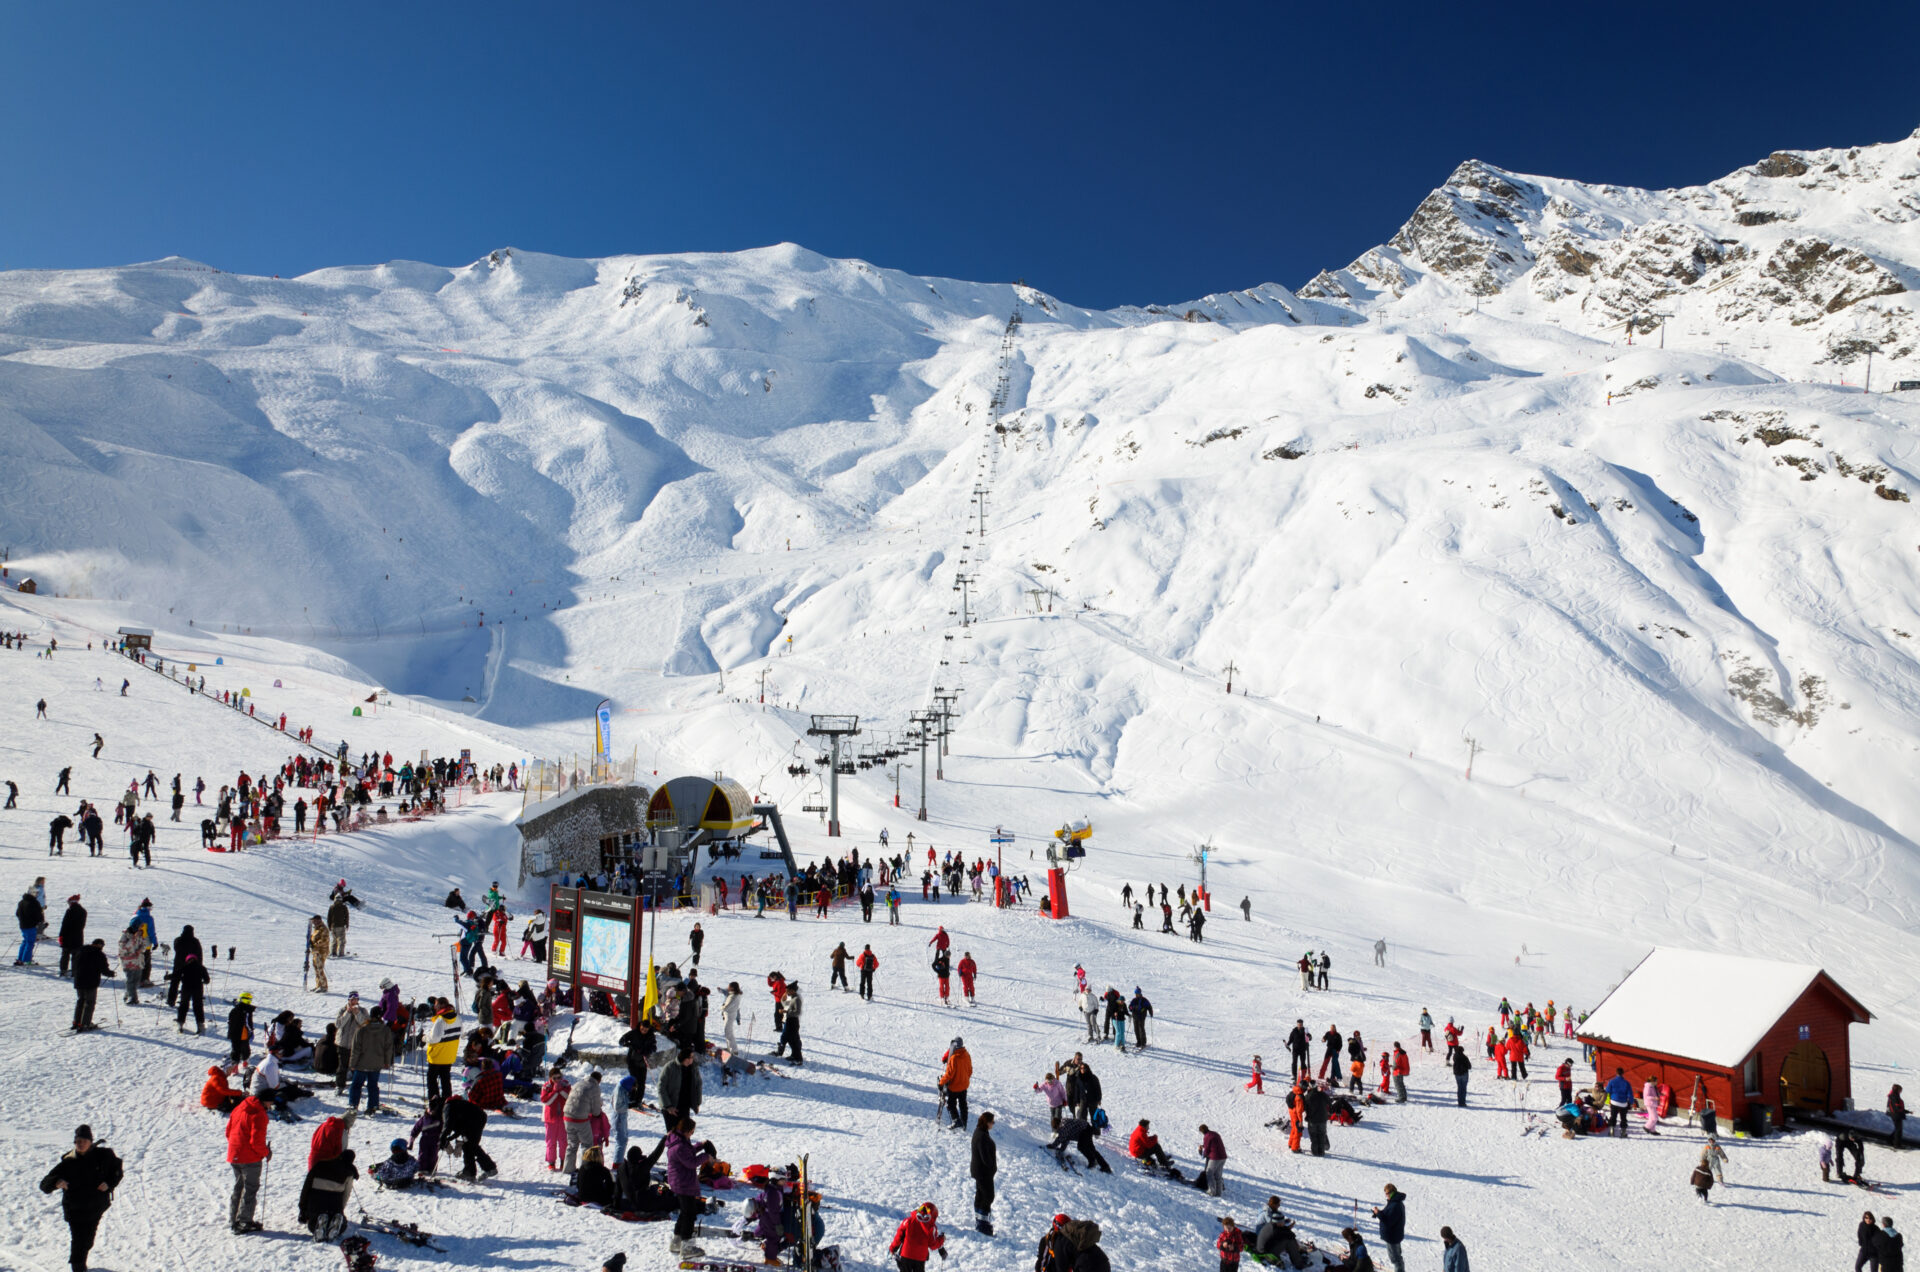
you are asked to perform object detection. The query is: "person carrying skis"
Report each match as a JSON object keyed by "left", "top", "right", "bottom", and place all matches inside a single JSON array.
[
  {"left": 857, "top": 945, "right": 879, "bottom": 1001},
  {"left": 1129, "top": 988, "right": 1154, "bottom": 1049},
  {"left": 939, "top": 1037, "right": 972, "bottom": 1129},
  {"left": 887, "top": 1201, "right": 947, "bottom": 1272},
  {"left": 40, "top": 1124, "right": 123, "bottom": 1272},
  {"left": 957, "top": 952, "right": 978, "bottom": 1004}
]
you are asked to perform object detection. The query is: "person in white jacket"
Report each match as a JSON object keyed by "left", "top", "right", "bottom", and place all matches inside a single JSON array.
[
  {"left": 1077, "top": 989, "right": 1099, "bottom": 1042},
  {"left": 562, "top": 1070, "right": 604, "bottom": 1173},
  {"left": 720, "top": 983, "right": 744, "bottom": 1084}
]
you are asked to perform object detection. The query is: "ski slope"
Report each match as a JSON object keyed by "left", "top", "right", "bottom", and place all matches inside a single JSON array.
[{"left": 4, "top": 126, "right": 1920, "bottom": 1271}]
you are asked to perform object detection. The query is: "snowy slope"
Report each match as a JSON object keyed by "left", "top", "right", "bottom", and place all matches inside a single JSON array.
[{"left": 3, "top": 127, "right": 1920, "bottom": 1271}]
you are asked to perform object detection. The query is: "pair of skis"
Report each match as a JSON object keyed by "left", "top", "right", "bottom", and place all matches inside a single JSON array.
[{"left": 357, "top": 1211, "right": 448, "bottom": 1251}]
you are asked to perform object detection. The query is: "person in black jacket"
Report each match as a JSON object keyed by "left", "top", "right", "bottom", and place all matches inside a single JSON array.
[
  {"left": 970, "top": 1111, "right": 998, "bottom": 1234},
  {"left": 58, "top": 896, "right": 86, "bottom": 978},
  {"left": 1035, "top": 1213, "right": 1076, "bottom": 1272},
  {"left": 1304, "top": 1084, "right": 1332, "bottom": 1157},
  {"left": 443, "top": 1094, "right": 498, "bottom": 1179},
  {"left": 174, "top": 954, "right": 211, "bottom": 1034},
  {"left": 50, "top": 814, "right": 73, "bottom": 855},
  {"left": 1046, "top": 1115, "right": 1111, "bottom": 1173},
  {"left": 1068, "top": 1060, "right": 1102, "bottom": 1123},
  {"left": 1287, "top": 1021, "right": 1311, "bottom": 1080},
  {"left": 1451, "top": 1047, "right": 1473, "bottom": 1108},
  {"left": 298, "top": 1148, "right": 358, "bottom": 1239},
  {"left": 17, "top": 888, "right": 47, "bottom": 964},
  {"left": 167, "top": 925, "right": 203, "bottom": 1007},
  {"left": 39, "top": 1123, "right": 123, "bottom": 1272},
  {"left": 228, "top": 994, "right": 256, "bottom": 1064},
  {"left": 1878, "top": 1217, "right": 1905, "bottom": 1272},
  {"left": 1063, "top": 1218, "right": 1110, "bottom": 1272},
  {"left": 71, "top": 939, "right": 110, "bottom": 1032}
]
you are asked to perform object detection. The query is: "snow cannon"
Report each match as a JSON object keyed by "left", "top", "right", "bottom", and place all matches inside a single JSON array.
[{"left": 1053, "top": 818, "right": 1091, "bottom": 859}]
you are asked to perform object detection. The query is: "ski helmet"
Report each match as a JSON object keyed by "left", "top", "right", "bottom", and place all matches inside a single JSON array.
[
  {"left": 951, "top": 1037, "right": 963, "bottom": 1050},
  {"left": 390, "top": 1138, "right": 407, "bottom": 1151},
  {"left": 919, "top": 1202, "right": 939, "bottom": 1220}
]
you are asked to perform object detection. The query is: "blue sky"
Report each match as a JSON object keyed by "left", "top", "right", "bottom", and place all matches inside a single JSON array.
[{"left": 3, "top": 3, "right": 1915, "bottom": 309}]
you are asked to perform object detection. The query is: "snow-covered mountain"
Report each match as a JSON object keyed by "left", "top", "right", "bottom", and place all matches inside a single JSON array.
[
  {"left": 1301, "top": 129, "right": 1920, "bottom": 382},
  {"left": 7, "top": 127, "right": 1920, "bottom": 1272},
  {"left": 3, "top": 128, "right": 1920, "bottom": 978}
]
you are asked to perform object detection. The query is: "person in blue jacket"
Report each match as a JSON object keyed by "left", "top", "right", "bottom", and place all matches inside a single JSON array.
[
  {"left": 1604, "top": 1069, "right": 1636, "bottom": 1137},
  {"left": 1372, "top": 1184, "right": 1407, "bottom": 1272},
  {"left": 130, "top": 899, "right": 157, "bottom": 986},
  {"left": 1440, "top": 1226, "right": 1470, "bottom": 1272}
]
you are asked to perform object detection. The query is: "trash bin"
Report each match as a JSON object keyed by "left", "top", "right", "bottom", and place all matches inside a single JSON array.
[{"left": 1747, "top": 1105, "right": 1773, "bottom": 1138}]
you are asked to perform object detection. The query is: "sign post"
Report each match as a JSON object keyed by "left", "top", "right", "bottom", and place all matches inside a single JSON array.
[{"left": 989, "top": 828, "right": 1016, "bottom": 906}]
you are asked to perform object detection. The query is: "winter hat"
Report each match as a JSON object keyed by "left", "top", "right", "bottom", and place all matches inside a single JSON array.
[
  {"left": 68, "top": 894, "right": 81, "bottom": 902},
  {"left": 139, "top": 898, "right": 151, "bottom": 907},
  {"left": 379, "top": 978, "right": 394, "bottom": 990},
  {"left": 1133, "top": 987, "right": 1141, "bottom": 995},
  {"left": 951, "top": 1037, "right": 963, "bottom": 1050},
  {"left": 603, "top": 1257, "right": 627, "bottom": 1272},
  {"left": 347, "top": 991, "right": 360, "bottom": 1002},
  {"left": 75, "top": 1124, "right": 94, "bottom": 1141}
]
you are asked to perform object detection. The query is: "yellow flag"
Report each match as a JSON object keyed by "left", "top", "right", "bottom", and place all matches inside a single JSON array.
[{"left": 642, "top": 957, "right": 658, "bottom": 1016}]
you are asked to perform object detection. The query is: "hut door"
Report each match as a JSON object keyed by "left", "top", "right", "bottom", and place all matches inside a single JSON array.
[{"left": 1779, "top": 1042, "right": 1831, "bottom": 1112}]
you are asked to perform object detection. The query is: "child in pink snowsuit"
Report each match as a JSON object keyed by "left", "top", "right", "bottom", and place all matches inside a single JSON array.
[
  {"left": 1246, "top": 1055, "right": 1264, "bottom": 1094},
  {"left": 541, "top": 1071, "right": 572, "bottom": 1168},
  {"left": 1642, "top": 1080, "right": 1662, "bottom": 1134}
]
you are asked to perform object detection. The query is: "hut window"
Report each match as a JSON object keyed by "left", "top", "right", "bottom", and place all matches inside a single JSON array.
[{"left": 1742, "top": 1051, "right": 1762, "bottom": 1096}]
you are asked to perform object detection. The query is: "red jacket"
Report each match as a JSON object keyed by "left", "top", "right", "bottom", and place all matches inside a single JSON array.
[
  {"left": 226, "top": 1096, "right": 270, "bottom": 1164},
  {"left": 201, "top": 1065, "right": 239, "bottom": 1109},
  {"left": 1392, "top": 1049, "right": 1411, "bottom": 1077},
  {"left": 889, "top": 1212, "right": 945, "bottom": 1261},
  {"left": 1218, "top": 1227, "right": 1246, "bottom": 1261},
  {"left": 1128, "top": 1125, "right": 1159, "bottom": 1158},
  {"left": 1199, "top": 1130, "right": 1227, "bottom": 1161},
  {"left": 856, "top": 951, "right": 878, "bottom": 971},
  {"left": 957, "top": 956, "right": 977, "bottom": 981}
]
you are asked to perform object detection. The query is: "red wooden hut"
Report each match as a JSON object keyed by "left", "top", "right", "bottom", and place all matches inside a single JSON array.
[{"left": 1577, "top": 948, "right": 1871, "bottom": 1131}]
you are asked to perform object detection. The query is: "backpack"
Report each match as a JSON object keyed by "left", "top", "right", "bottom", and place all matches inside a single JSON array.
[
  {"left": 1090, "top": 1108, "right": 1110, "bottom": 1135},
  {"left": 308, "top": 1115, "right": 346, "bottom": 1171}
]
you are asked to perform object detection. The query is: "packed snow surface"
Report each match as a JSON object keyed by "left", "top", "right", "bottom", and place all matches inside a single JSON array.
[{"left": 4, "top": 128, "right": 1920, "bottom": 1272}]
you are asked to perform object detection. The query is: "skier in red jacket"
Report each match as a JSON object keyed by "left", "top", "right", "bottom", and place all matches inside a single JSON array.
[{"left": 957, "top": 953, "right": 977, "bottom": 1004}]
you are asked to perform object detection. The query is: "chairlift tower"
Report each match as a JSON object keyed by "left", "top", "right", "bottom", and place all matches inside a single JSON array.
[
  {"left": 931, "top": 688, "right": 960, "bottom": 775},
  {"left": 954, "top": 573, "right": 978, "bottom": 628},
  {"left": 806, "top": 714, "right": 861, "bottom": 836},
  {"left": 909, "top": 710, "right": 940, "bottom": 821}
]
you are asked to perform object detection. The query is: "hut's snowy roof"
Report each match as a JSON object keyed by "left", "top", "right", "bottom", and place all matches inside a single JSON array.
[{"left": 1577, "top": 948, "right": 1864, "bottom": 1069}]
